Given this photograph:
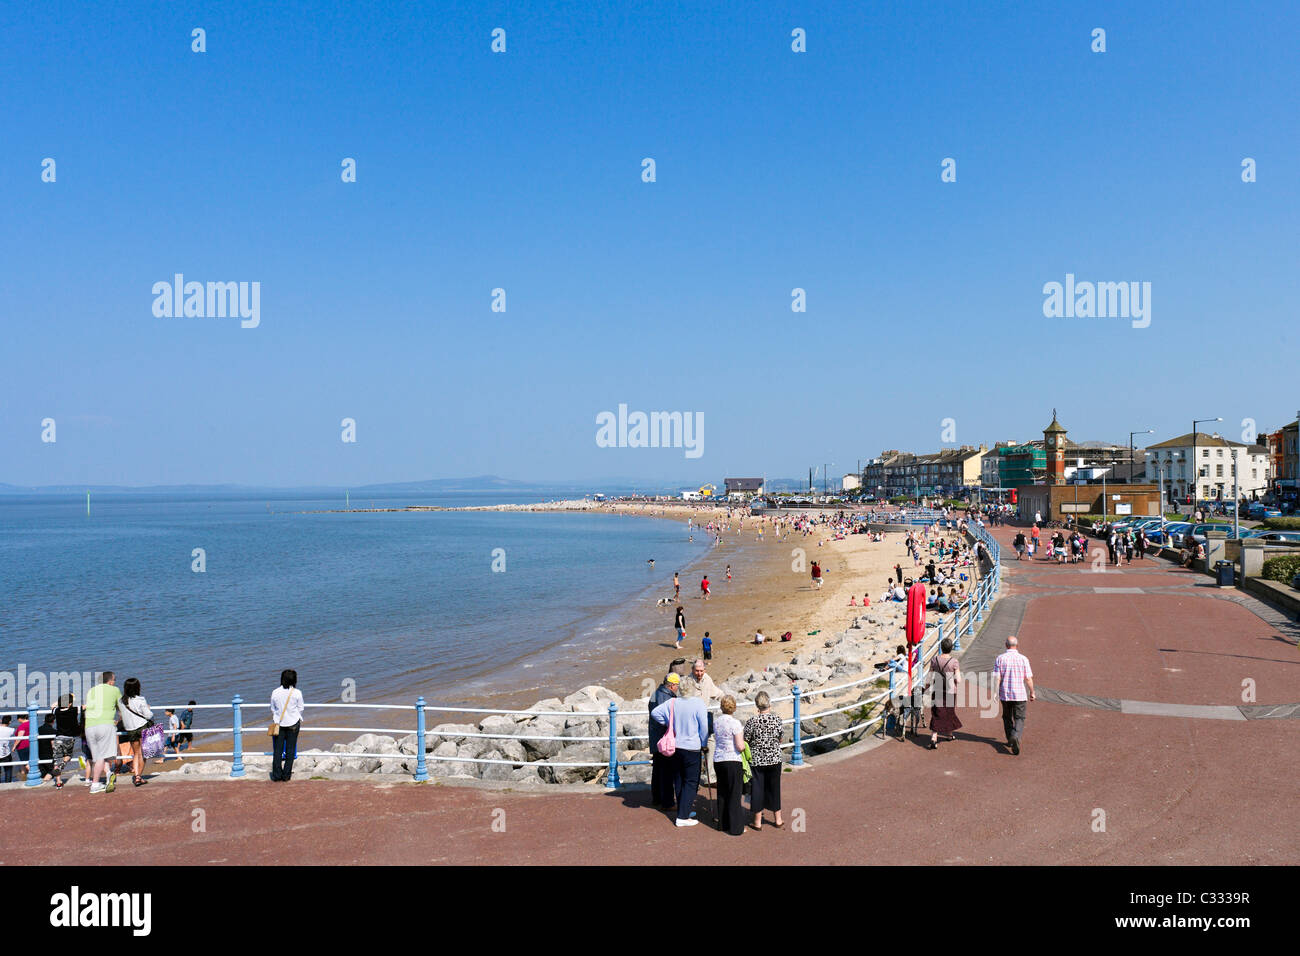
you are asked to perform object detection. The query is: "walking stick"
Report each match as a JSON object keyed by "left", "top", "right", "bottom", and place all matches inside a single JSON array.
[{"left": 704, "top": 749, "right": 717, "bottom": 829}]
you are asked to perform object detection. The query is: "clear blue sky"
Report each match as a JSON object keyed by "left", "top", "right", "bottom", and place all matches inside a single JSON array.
[{"left": 3, "top": 1, "right": 1296, "bottom": 487}]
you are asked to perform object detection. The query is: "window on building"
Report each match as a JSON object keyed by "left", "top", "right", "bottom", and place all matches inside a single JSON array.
[
  {"left": 1216, "top": 464, "right": 1223, "bottom": 477},
  {"left": 1216, "top": 449, "right": 1223, "bottom": 457},
  {"left": 1203, "top": 449, "right": 1209, "bottom": 457}
]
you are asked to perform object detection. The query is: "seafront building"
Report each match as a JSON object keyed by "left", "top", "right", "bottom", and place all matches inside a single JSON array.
[
  {"left": 861, "top": 446, "right": 984, "bottom": 498},
  {"left": 1146, "top": 432, "right": 1272, "bottom": 504}
]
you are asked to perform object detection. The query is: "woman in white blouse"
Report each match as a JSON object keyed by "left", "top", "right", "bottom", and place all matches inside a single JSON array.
[
  {"left": 117, "top": 677, "right": 154, "bottom": 787},
  {"left": 712, "top": 696, "right": 747, "bottom": 836},
  {"left": 270, "top": 669, "right": 306, "bottom": 782}
]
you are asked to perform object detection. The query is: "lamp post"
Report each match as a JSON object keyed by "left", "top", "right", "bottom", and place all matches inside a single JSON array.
[
  {"left": 1129, "top": 429, "right": 1153, "bottom": 483},
  {"left": 1192, "top": 417, "right": 1222, "bottom": 518},
  {"left": 1146, "top": 451, "right": 1181, "bottom": 540}
]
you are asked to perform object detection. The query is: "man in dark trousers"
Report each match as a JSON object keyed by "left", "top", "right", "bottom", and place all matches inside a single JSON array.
[{"left": 648, "top": 672, "right": 679, "bottom": 810}]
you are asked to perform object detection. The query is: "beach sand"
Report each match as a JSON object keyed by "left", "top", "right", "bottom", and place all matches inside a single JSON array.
[{"left": 450, "top": 502, "right": 978, "bottom": 711}]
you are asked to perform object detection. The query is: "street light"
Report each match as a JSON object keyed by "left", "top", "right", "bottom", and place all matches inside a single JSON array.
[
  {"left": 1146, "top": 451, "right": 1181, "bottom": 539},
  {"left": 1192, "top": 417, "right": 1223, "bottom": 517},
  {"left": 1129, "top": 429, "right": 1153, "bottom": 483}
]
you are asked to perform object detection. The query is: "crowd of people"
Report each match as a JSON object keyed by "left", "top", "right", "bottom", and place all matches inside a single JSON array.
[
  {"left": 0, "top": 674, "right": 196, "bottom": 790},
  {"left": 648, "top": 658, "right": 784, "bottom": 834}
]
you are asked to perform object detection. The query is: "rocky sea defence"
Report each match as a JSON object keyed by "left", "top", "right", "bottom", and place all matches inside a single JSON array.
[{"left": 175, "top": 599, "right": 945, "bottom": 785}]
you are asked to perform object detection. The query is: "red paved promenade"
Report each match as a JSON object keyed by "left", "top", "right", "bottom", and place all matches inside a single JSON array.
[{"left": 5, "top": 522, "right": 1298, "bottom": 865}]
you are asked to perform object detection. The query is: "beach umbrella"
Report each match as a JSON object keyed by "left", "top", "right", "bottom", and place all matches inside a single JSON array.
[{"left": 905, "top": 581, "right": 927, "bottom": 694}]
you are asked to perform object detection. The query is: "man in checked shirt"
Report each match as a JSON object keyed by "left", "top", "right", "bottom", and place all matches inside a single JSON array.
[{"left": 993, "top": 636, "right": 1036, "bottom": 755}]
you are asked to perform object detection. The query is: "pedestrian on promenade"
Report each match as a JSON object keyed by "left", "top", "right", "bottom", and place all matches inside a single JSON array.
[
  {"left": 650, "top": 676, "right": 709, "bottom": 828},
  {"left": 927, "top": 638, "right": 962, "bottom": 749},
  {"left": 12, "top": 712, "right": 31, "bottom": 776},
  {"left": 84, "top": 672, "right": 120, "bottom": 794},
  {"left": 743, "top": 691, "right": 784, "bottom": 830},
  {"left": 0, "top": 715, "right": 14, "bottom": 784},
  {"left": 712, "top": 696, "right": 746, "bottom": 835},
  {"left": 37, "top": 711, "right": 56, "bottom": 782},
  {"left": 180, "top": 697, "right": 195, "bottom": 749},
  {"left": 51, "top": 694, "right": 80, "bottom": 789},
  {"left": 1013, "top": 531, "right": 1026, "bottom": 560},
  {"left": 993, "top": 636, "right": 1035, "bottom": 755},
  {"left": 269, "top": 669, "right": 305, "bottom": 782},
  {"left": 648, "top": 671, "right": 679, "bottom": 810},
  {"left": 117, "top": 678, "right": 154, "bottom": 787},
  {"left": 674, "top": 604, "right": 686, "bottom": 650}
]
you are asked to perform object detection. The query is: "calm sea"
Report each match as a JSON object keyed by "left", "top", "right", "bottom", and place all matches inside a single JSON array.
[{"left": 0, "top": 492, "right": 709, "bottom": 710}]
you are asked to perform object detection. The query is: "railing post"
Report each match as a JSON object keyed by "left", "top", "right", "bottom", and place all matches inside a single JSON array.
[
  {"left": 414, "top": 696, "right": 429, "bottom": 782},
  {"left": 976, "top": 582, "right": 984, "bottom": 622},
  {"left": 230, "top": 695, "right": 245, "bottom": 778},
  {"left": 24, "top": 701, "right": 41, "bottom": 787},
  {"left": 790, "top": 685, "right": 804, "bottom": 766},
  {"left": 606, "top": 701, "right": 621, "bottom": 788}
]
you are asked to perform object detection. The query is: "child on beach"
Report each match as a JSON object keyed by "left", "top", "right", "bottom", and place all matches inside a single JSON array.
[
  {"left": 753, "top": 628, "right": 766, "bottom": 644},
  {"left": 700, "top": 575, "right": 710, "bottom": 599},
  {"left": 702, "top": 632, "right": 712, "bottom": 661},
  {"left": 726, "top": 564, "right": 731, "bottom": 582}
]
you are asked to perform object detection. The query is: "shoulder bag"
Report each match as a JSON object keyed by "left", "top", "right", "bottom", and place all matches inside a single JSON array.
[{"left": 269, "top": 690, "right": 293, "bottom": 737}]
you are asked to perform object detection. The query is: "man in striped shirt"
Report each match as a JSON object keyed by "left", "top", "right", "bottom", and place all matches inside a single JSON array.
[{"left": 993, "top": 636, "right": 1035, "bottom": 755}]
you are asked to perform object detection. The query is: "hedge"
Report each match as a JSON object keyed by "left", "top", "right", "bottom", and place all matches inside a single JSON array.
[
  {"left": 1261, "top": 554, "right": 1300, "bottom": 585},
  {"left": 1262, "top": 516, "right": 1300, "bottom": 531}
]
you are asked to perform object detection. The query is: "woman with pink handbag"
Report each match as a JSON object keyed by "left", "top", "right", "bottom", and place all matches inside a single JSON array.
[{"left": 650, "top": 676, "right": 710, "bottom": 828}]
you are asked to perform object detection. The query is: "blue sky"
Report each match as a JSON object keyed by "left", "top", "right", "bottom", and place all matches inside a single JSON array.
[{"left": 3, "top": 1, "right": 1296, "bottom": 487}]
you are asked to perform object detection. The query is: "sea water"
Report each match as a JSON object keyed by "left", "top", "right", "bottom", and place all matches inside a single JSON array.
[{"left": 0, "top": 492, "right": 710, "bottom": 710}]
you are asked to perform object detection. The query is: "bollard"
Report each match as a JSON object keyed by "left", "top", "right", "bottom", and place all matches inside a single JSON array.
[
  {"left": 791, "top": 685, "right": 804, "bottom": 766},
  {"left": 25, "top": 701, "right": 41, "bottom": 787},
  {"left": 414, "top": 696, "right": 429, "bottom": 782},
  {"left": 230, "top": 695, "right": 245, "bottom": 778},
  {"left": 606, "top": 701, "right": 621, "bottom": 788}
]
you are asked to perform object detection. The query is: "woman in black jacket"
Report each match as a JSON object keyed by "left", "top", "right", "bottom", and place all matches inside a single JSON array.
[{"left": 50, "top": 693, "right": 82, "bottom": 789}]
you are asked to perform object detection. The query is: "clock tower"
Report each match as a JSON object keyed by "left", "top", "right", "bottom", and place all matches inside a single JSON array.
[{"left": 1044, "top": 410, "right": 1067, "bottom": 485}]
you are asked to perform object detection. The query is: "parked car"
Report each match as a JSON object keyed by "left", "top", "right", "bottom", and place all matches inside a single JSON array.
[{"left": 1251, "top": 530, "right": 1300, "bottom": 544}]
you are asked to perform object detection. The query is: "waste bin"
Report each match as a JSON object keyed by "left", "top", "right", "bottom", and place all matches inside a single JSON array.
[{"left": 1215, "top": 560, "right": 1235, "bottom": 588}]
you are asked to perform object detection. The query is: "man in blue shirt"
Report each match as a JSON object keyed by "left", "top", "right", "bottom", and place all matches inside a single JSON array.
[{"left": 650, "top": 677, "right": 711, "bottom": 828}]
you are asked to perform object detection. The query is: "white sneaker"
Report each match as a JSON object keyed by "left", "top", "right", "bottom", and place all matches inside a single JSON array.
[
  {"left": 675, "top": 818, "right": 699, "bottom": 828},
  {"left": 88, "top": 783, "right": 106, "bottom": 794}
]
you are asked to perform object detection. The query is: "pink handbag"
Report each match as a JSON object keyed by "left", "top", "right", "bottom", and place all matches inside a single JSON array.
[{"left": 656, "top": 700, "right": 676, "bottom": 757}]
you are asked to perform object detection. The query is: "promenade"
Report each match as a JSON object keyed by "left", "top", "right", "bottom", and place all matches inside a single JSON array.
[{"left": 6, "top": 522, "right": 1298, "bottom": 866}]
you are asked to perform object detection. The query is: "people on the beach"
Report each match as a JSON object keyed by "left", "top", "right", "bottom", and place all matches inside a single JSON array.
[
  {"left": 726, "top": 564, "right": 731, "bottom": 582},
  {"left": 700, "top": 575, "right": 710, "bottom": 600},
  {"left": 179, "top": 700, "right": 195, "bottom": 752},
  {"left": 712, "top": 696, "right": 746, "bottom": 836},
  {"left": 650, "top": 676, "right": 710, "bottom": 828},
  {"left": 743, "top": 691, "right": 784, "bottom": 831},
  {"left": 674, "top": 604, "right": 686, "bottom": 650},
  {"left": 927, "top": 638, "right": 962, "bottom": 749},
  {"left": 648, "top": 672, "right": 679, "bottom": 810},
  {"left": 702, "top": 631, "right": 712, "bottom": 661},
  {"left": 673, "top": 572, "right": 680, "bottom": 599},
  {"left": 811, "top": 560, "right": 822, "bottom": 589},
  {"left": 270, "top": 669, "right": 305, "bottom": 782},
  {"left": 117, "top": 677, "right": 154, "bottom": 787},
  {"left": 993, "top": 636, "right": 1035, "bottom": 755},
  {"left": 753, "top": 628, "right": 766, "bottom": 644}
]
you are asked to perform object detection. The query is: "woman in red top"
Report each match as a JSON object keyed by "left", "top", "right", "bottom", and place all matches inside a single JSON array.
[{"left": 700, "top": 576, "right": 710, "bottom": 600}]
